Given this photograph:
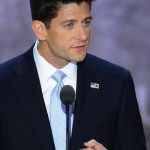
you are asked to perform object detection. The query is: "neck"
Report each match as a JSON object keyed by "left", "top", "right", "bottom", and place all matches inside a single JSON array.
[{"left": 37, "top": 41, "right": 69, "bottom": 69}]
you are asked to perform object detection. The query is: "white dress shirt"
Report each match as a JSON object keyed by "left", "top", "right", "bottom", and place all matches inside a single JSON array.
[{"left": 33, "top": 40, "right": 77, "bottom": 131}]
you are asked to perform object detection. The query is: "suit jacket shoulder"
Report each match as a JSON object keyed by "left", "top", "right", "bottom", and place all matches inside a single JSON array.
[
  {"left": 0, "top": 46, "right": 34, "bottom": 84},
  {"left": 78, "top": 53, "right": 130, "bottom": 82}
]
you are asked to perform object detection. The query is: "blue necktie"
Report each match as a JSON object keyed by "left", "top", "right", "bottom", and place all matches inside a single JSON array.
[{"left": 50, "top": 70, "right": 67, "bottom": 150}]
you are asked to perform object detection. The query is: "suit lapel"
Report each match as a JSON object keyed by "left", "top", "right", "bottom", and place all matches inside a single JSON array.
[
  {"left": 70, "top": 55, "right": 104, "bottom": 150},
  {"left": 10, "top": 49, "right": 55, "bottom": 150}
]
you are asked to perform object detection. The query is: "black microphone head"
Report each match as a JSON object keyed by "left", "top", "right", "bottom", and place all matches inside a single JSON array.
[{"left": 60, "top": 85, "right": 75, "bottom": 105}]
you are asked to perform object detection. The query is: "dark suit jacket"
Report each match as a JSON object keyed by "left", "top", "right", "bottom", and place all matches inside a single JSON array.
[{"left": 0, "top": 47, "right": 147, "bottom": 150}]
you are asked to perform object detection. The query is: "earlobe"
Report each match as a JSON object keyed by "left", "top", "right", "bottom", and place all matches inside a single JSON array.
[{"left": 32, "top": 20, "right": 46, "bottom": 40}]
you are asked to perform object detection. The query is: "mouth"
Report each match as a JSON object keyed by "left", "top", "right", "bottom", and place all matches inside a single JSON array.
[{"left": 71, "top": 45, "right": 87, "bottom": 51}]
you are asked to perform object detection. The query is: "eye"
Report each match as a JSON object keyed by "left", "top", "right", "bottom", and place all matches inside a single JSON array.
[
  {"left": 64, "top": 23, "right": 74, "bottom": 29},
  {"left": 83, "top": 19, "right": 91, "bottom": 27}
]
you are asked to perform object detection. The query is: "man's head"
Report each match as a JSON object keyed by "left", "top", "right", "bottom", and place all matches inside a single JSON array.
[
  {"left": 31, "top": 1, "right": 94, "bottom": 68},
  {"left": 30, "top": 0, "right": 94, "bottom": 28}
]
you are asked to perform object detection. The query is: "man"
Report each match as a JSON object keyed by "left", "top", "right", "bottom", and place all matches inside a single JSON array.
[{"left": 0, "top": 0, "right": 147, "bottom": 150}]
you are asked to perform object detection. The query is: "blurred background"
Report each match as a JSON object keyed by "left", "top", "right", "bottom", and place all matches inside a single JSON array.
[{"left": 0, "top": 0, "right": 150, "bottom": 149}]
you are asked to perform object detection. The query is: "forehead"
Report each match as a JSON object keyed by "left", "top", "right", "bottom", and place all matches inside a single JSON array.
[{"left": 56, "top": 2, "right": 91, "bottom": 20}]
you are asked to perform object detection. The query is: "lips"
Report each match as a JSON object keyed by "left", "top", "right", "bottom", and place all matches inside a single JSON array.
[
  {"left": 74, "top": 46, "right": 85, "bottom": 51},
  {"left": 72, "top": 45, "right": 87, "bottom": 51}
]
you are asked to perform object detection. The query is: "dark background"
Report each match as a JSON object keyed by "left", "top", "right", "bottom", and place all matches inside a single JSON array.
[{"left": 0, "top": 0, "right": 150, "bottom": 149}]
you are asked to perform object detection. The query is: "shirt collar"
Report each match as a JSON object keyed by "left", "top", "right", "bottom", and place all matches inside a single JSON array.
[{"left": 33, "top": 40, "right": 77, "bottom": 84}]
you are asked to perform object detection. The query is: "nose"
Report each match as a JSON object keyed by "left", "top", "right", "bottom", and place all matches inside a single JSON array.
[{"left": 75, "top": 25, "right": 89, "bottom": 41}]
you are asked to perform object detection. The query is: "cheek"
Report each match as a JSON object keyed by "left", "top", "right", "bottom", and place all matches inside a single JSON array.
[
  {"left": 58, "top": 37, "right": 72, "bottom": 50},
  {"left": 87, "top": 29, "right": 91, "bottom": 37},
  {"left": 47, "top": 30, "right": 75, "bottom": 52},
  {"left": 53, "top": 32, "right": 71, "bottom": 46}
]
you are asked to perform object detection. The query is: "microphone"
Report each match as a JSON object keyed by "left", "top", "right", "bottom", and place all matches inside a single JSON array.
[
  {"left": 60, "top": 85, "right": 75, "bottom": 150},
  {"left": 60, "top": 85, "right": 75, "bottom": 105}
]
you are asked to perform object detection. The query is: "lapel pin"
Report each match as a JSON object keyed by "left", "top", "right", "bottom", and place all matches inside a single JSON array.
[{"left": 90, "top": 82, "right": 100, "bottom": 89}]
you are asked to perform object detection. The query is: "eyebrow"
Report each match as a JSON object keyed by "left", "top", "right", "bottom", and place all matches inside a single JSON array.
[
  {"left": 61, "top": 16, "right": 92, "bottom": 24},
  {"left": 82, "top": 16, "right": 92, "bottom": 23},
  {"left": 83, "top": 16, "right": 93, "bottom": 21}
]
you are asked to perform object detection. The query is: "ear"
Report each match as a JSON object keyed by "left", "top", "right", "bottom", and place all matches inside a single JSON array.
[{"left": 32, "top": 20, "right": 47, "bottom": 40}]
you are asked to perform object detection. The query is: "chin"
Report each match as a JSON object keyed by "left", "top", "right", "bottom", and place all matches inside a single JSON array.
[{"left": 73, "top": 55, "right": 87, "bottom": 63}]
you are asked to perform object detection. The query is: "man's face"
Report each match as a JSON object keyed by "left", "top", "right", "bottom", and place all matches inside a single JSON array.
[{"left": 41, "top": 2, "right": 91, "bottom": 68}]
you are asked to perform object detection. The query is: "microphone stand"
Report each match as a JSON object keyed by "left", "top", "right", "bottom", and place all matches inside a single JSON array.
[
  {"left": 66, "top": 104, "right": 70, "bottom": 150},
  {"left": 60, "top": 85, "right": 75, "bottom": 150}
]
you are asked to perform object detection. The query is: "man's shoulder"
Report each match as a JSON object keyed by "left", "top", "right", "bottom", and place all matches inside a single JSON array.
[
  {"left": 0, "top": 46, "right": 33, "bottom": 80},
  {"left": 83, "top": 53, "right": 130, "bottom": 78}
]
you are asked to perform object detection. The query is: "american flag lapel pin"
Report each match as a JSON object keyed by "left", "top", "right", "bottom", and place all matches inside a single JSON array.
[{"left": 90, "top": 82, "right": 100, "bottom": 89}]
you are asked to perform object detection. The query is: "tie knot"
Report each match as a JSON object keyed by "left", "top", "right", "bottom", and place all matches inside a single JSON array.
[{"left": 52, "top": 70, "right": 66, "bottom": 83}]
